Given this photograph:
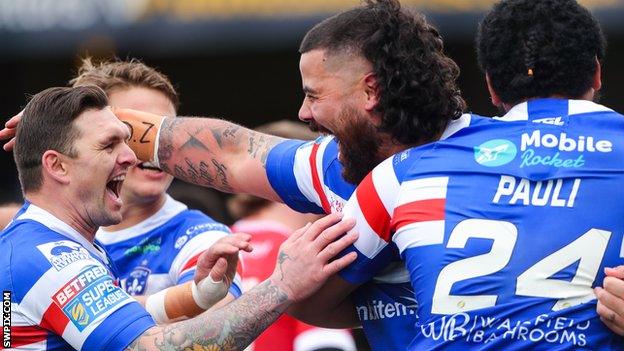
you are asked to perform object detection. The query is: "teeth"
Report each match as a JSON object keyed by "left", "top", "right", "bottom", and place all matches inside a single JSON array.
[
  {"left": 111, "top": 175, "right": 125, "bottom": 182},
  {"left": 141, "top": 161, "right": 158, "bottom": 168}
]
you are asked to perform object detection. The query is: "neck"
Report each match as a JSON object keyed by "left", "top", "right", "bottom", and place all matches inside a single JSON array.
[
  {"left": 244, "top": 203, "right": 319, "bottom": 232},
  {"left": 26, "top": 191, "right": 98, "bottom": 242},
  {"left": 377, "top": 130, "right": 434, "bottom": 160},
  {"left": 103, "top": 194, "right": 166, "bottom": 232}
]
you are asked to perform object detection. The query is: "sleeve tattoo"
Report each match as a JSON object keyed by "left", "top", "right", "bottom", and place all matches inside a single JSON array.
[
  {"left": 126, "top": 280, "right": 289, "bottom": 351},
  {"left": 157, "top": 118, "right": 282, "bottom": 193}
]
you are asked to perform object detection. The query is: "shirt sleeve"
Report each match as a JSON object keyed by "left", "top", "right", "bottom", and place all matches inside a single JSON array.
[
  {"left": 337, "top": 157, "right": 402, "bottom": 284},
  {"left": 170, "top": 223, "right": 243, "bottom": 298},
  {"left": 266, "top": 138, "right": 328, "bottom": 214},
  {"left": 15, "top": 239, "right": 155, "bottom": 351}
]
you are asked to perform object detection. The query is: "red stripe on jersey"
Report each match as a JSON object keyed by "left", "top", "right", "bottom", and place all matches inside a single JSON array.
[
  {"left": 391, "top": 198, "right": 446, "bottom": 232},
  {"left": 180, "top": 251, "right": 204, "bottom": 272},
  {"left": 356, "top": 173, "right": 391, "bottom": 242},
  {"left": 39, "top": 302, "right": 69, "bottom": 337},
  {"left": 9, "top": 326, "right": 48, "bottom": 348},
  {"left": 236, "top": 260, "right": 245, "bottom": 276},
  {"left": 309, "top": 142, "right": 331, "bottom": 214}
]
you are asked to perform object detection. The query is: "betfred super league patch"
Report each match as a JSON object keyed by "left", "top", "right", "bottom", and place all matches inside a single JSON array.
[{"left": 53, "top": 265, "right": 131, "bottom": 331}]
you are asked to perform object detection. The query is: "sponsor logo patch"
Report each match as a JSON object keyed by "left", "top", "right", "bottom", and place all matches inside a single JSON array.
[
  {"left": 185, "top": 223, "right": 230, "bottom": 238},
  {"left": 474, "top": 139, "right": 517, "bottom": 167},
  {"left": 124, "top": 237, "right": 161, "bottom": 257},
  {"left": 53, "top": 265, "right": 130, "bottom": 331},
  {"left": 37, "top": 241, "right": 92, "bottom": 271}
]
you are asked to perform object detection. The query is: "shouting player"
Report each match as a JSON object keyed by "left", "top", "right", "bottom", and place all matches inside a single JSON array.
[
  {"left": 0, "top": 85, "right": 359, "bottom": 350},
  {"left": 105, "top": 1, "right": 465, "bottom": 348},
  {"left": 68, "top": 58, "right": 243, "bottom": 323}
]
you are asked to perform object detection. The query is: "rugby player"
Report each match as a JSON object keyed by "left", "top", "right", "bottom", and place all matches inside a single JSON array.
[
  {"left": 70, "top": 58, "right": 244, "bottom": 323},
  {"left": 0, "top": 85, "right": 358, "bottom": 350},
  {"left": 336, "top": 0, "right": 624, "bottom": 348},
  {"left": 105, "top": 1, "right": 466, "bottom": 348}
]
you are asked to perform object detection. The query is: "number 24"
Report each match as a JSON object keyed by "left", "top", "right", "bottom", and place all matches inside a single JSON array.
[{"left": 432, "top": 219, "right": 611, "bottom": 315}]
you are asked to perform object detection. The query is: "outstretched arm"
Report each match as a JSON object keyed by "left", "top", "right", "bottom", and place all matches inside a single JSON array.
[
  {"left": 126, "top": 213, "right": 359, "bottom": 351},
  {"left": 1, "top": 109, "right": 285, "bottom": 201},
  {"left": 116, "top": 109, "right": 285, "bottom": 201}
]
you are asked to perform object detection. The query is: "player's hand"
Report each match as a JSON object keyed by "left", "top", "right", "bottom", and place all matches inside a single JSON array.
[
  {"left": 112, "top": 107, "right": 168, "bottom": 163},
  {"left": 0, "top": 110, "right": 23, "bottom": 152},
  {"left": 196, "top": 233, "right": 252, "bottom": 285},
  {"left": 269, "top": 213, "right": 358, "bottom": 302},
  {"left": 192, "top": 233, "right": 252, "bottom": 309},
  {"left": 595, "top": 266, "right": 624, "bottom": 335}
]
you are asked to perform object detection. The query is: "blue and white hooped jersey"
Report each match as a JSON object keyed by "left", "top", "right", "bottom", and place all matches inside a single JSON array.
[
  {"left": 265, "top": 115, "right": 470, "bottom": 350},
  {"left": 340, "top": 98, "right": 624, "bottom": 350},
  {"left": 96, "top": 195, "right": 242, "bottom": 298},
  {"left": 0, "top": 203, "right": 155, "bottom": 350}
]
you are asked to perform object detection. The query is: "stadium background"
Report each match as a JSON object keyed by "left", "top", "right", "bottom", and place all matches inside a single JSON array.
[{"left": 0, "top": 0, "right": 622, "bottom": 204}]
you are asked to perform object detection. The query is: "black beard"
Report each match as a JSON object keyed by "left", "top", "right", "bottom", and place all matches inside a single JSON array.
[{"left": 335, "top": 109, "right": 382, "bottom": 185}]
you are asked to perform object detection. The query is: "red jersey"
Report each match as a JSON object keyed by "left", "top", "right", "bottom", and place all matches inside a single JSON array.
[{"left": 232, "top": 220, "right": 356, "bottom": 351}]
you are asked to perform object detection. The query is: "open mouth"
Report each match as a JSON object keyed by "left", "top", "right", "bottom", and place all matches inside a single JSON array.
[
  {"left": 137, "top": 161, "right": 162, "bottom": 172},
  {"left": 106, "top": 174, "right": 125, "bottom": 200}
]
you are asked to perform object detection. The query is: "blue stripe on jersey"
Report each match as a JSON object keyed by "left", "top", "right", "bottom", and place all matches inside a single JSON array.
[
  {"left": 177, "top": 270, "right": 194, "bottom": 284},
  {"left": 266, "top": 139, "right": 324, "bottom": 214},
  {"left": 527, "top": 98, "right": 570, "bottom": 121},
  {"left": 321, "top": 139, "right": 357, "bottom": 201},
  {"left": 228, "top": 282, "right": 242, "bottom": 298},
  {"left": 339, "top": 244, "right": 397, "bottom": 285},
  {"left": 82, "top": 303, "right": 154, "bottom": 351}
]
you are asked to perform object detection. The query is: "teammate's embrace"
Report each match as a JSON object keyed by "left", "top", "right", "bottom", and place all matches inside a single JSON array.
[{"left": 339, "top": 0, "right": 624, "bottom": 349}]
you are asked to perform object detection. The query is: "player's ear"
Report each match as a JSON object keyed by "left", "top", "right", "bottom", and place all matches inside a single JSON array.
[
  {"left": 592, "top": 57, "right": 602, "bottom": 92},
  {"left": 485, "top": 73, "right": 503, "bottom": 108},
  {"left": 41, "top": 150, "right": 70, "bottom": 185},
  {"left": 363, "top": 72, "right": 379, "bottom": 112}
]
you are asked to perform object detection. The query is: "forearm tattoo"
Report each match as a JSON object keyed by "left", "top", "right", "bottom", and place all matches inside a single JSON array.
[
  {"left": 126, "top": 280, "right": 289, "bottom": 351},
  {"left": 157, "top": 117, "right": 282, "bottom": 193}
]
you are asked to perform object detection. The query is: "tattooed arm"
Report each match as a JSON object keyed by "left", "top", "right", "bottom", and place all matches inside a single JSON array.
[
  {"left": 158, "top": 117, "right": 283, "bottom": 198},
  {"left": 115, "top": 108, "right": 285, "bottom": 201},
  {"left": 126, "top": 213, "right": 359, "bottom": 351},
  {"left": 126, "top": 279, "right": 288, "bottom": 351}
]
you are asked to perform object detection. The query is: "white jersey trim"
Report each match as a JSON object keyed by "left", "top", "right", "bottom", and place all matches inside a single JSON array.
[
  {"left": 96, "top": 195, "right": 187, "bottom": 244},
  {"left": 495, "top": 99, "right": 613, "bottom": 122},
  {"left": 17, "top": 204, "right": 107, "bottom": 262}
]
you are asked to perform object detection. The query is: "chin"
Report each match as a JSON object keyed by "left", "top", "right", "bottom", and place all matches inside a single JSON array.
[{"left": 102, "top": 212, "right": 123, "bottom": 226}]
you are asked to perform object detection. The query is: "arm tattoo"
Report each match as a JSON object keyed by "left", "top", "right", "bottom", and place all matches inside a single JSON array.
[
  {"left": 277, "top": 252, "right": 292, "bottom": 281},
  {"left": 126, "top": 280, "right": 289, "bottom": 351},
  {"left": 156, "top": 117, "right": 283, "bottom": 193}
]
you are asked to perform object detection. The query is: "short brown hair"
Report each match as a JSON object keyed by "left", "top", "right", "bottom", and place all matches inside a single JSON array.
[
  {"left": 227, "top": 121, "right": 317, "bottom": 220},
  {"left": 15, "top": 85, "right": 109, "bottom": 193},
  {"left": 70, "top": 57, "right": 179, "bottom": 111}
]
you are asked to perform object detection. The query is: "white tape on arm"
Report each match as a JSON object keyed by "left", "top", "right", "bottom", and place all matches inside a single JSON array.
[
  {"left": 145, "top": 288, "right": 169, "bottom": 324},
  {"left": 152, "top": 116, "right": 166, "bottom": 168},
  {"left": 191, "top": 274, "right": 229, "bottom": 310}
]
